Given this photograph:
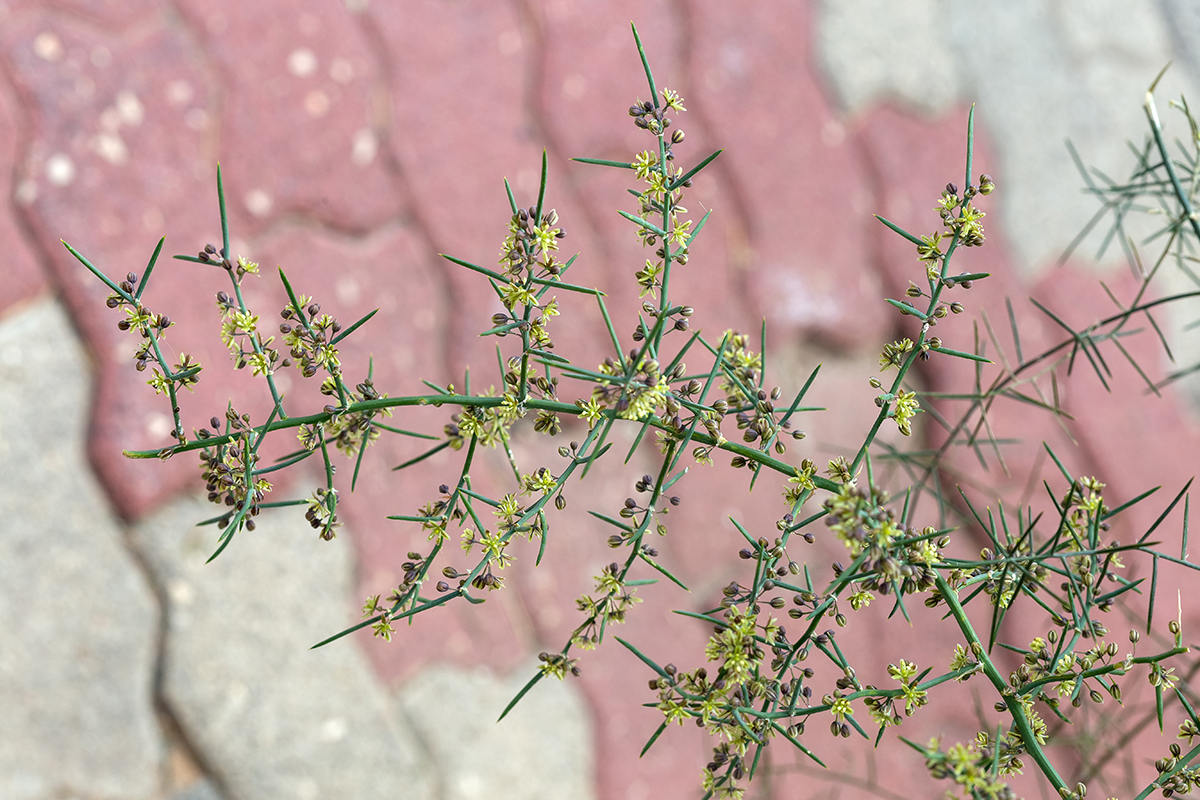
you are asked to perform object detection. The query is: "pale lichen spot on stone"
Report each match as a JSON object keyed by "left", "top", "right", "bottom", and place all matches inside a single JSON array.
[
  {"left": 168, "top": 580, "right": 194, "bottom": 606},
  {"left": 115, "top": 90, "right": 144, "bottom": 126},
  {"left": 225, "top": 681, "right": 249, "bottom": 712},
  {"left": 773, "top": 270, "right": 844, "bottom": 328},
  {"left": 335, "top": 277, "right": 361, "bottom": 305},
  {"left": 245, "top": 189, "right": 273, "bottom": 217},
  {"left": 32, "top": 31, "right": 63, "bottom": 62},
  {"left": 455, "top": 773, "right": 485, "bottom": 799},
  {"left": 91, "top": 132, "right": 129, "bottom": 165},
  {"left": 350, "top": 128, "right": 377, "bottom": 166},
  {"left": 305, "top": 89, "right": 331, "bottom": 117},
  {"left": 329, "top": 58, "right": 354, "bottom": 84},
  {"left": 319, "top": 717, "right": 348, "bottom": 742},
  {"left": 146, "top": 412, "right": 173, "bottom": 440},
  {"left": 13, "top": 180, "right": 36, "bottom": 207},
  {"left": 45, "top": 153, "right": 75, "bottom": 187},
  {"left": 288, "top": 47, "right": 318, "bottom": 78},
  {"left": 166, "top": 79, "right": 194, "bottom": 106}
]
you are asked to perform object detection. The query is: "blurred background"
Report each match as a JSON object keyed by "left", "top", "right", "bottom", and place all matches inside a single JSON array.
[{"left": 4, "top": 1, "right": 1200, "bottom": 799}]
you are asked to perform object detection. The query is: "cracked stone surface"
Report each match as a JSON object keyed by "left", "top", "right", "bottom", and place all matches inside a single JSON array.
[
  {"left": 131, "top": 494, "right": 434, "bottom": 800},
  {"left": 0, "top": 299, "right": 161, "bottom": 800},
  {"left": 396, "top": 661, "right": 595, "bottom": 800}
]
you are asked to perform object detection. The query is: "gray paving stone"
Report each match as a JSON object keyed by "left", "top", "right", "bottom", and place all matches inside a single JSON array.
[
  {"left": 131, "top": 495, "right": 434, "bottom": 800},
  {"left": 395, "top": 661, "right": 595, "bottom": 800},
  {"left": 815, "top": 0, "right": 960, "bottom": 116},
  {"left": 816, "top": 1, "right": 1196, "bottom": 273},
  {"left": 1162, "top": 0, "right": 1200, "bottom": 79},
  {"left": 816, "top": 1, "right": 1200, "bottom": 412},
  {"left": 0, "top": 299, "right": 162, "bottom": 800},
  {"left": 173, "top": 779, "right": 227, "bottom": 800},
  {"left": 1159, "top": 0, "right": 1200, "bottom": 408},
  {"left": 950, "top": 1, "right": 1187, "bottom": 272}
]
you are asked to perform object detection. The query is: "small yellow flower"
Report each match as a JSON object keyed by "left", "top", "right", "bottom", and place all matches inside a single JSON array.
[
  {"left": 576, "top": 396, "right": 605, "bottom": 428},
  {"left": 879, "top": 339, "right": 914, "bottom": 371},
  {"left": 661, "top": 87, "right": 686, "bottom": 111}
]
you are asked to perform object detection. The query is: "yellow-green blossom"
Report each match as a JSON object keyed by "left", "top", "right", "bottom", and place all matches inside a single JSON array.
[
  {"left": 892, "top": 389, "right": 920, "bottom": 436},
  {"left": 879, "top": 338, "right": 913, "bottom": 371},
  {"left": 576, "top": 396, "right": 605, "bottom": 428}
]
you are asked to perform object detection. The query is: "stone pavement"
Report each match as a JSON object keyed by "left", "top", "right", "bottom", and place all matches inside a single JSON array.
[{"left": 2, "top": 1, "right": 1200, "bottom": 799}]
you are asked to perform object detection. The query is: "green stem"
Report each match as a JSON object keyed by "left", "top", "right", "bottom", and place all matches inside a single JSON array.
[
  {"left": 934, "top": 572, "right": 1068, "bottom": 793},
  {"left": 1144, "top": 87, "right": 1200, "bottom": 243},
  {"left": 123, "top": 393, "right": 839, "bottom": 493}
]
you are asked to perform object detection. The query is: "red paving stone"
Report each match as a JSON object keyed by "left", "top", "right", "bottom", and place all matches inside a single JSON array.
[
  {"left": 687, "top": 0, "right": 888, "bottom": 352},
  {"left": 173, "top": 0, "right": 403, "bottom": 236},
  {"left": 0, "top": 64, "right": 45, "bottom": 316},
  {"left": 3, "top": 0, "right": 157, "bottom": 30},
  {"left": 1, "top": 12, "right": 227, "bottom": 516},
  {"left": 4, "top": 1, "right": 1200, "bottom": 798},
  {"left": 368, "top": 0, "right": 555, "bottom": 376}
]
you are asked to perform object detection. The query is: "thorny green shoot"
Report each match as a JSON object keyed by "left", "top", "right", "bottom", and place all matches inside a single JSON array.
[{"left": 67, "top": 31, "right": 1200, "bottom": 800}]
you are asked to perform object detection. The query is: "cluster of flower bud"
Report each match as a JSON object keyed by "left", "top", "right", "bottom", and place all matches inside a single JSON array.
[
  {"left": 280, "top": 296, "right": 341, "bottom": 379},
  {"left": 197, "top": 409, "right": 271, "bottom": 530},
  {"left": 499, "top": 205, "right": 564, "bottom": 280},
  {"left": 627, "top": 88, "right": 686, "bottom": 155},
  {"left": 195, "top": 243, "right": 259, "bottom": 281}
]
